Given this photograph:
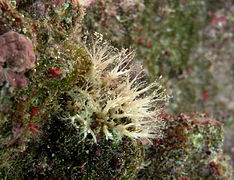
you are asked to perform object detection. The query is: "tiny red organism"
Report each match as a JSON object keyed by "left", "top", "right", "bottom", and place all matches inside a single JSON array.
[
  {"left": 164, "top": 49, "right": 169, "bottom": 55},
  {"left": 137, "top": 37, "right": 143, "bottom": 45},
  {"left": 153, "top": 139, "right": 160, "bottom": 146},
  {"left": 140, "top": 138, "right": 148, "bottom": 145},
  {"left": 146, "top": 42, "right": 152, "bottom": 48},
  {"left": 28, "top": 124, "right": 40, "bottom": 136},
  {"left": 209, "top": 161, "right": 222, "bottom": 176},
  {"left": 30, "top": 107, "right": 38, "bottom": 116},
  {"left": 210, "top": 13, "right": 226, "bottom": 27},
  {"left": 49, "top": 67, "right": 65, "bottom": 78},
  {"left": 157, "top": 113, "right": 170, "bottom": 121},
  {"left": 202, "top": 91, "right": 209, "bottom": 101}
]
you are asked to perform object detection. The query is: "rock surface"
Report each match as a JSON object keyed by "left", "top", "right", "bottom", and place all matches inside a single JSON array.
[{"left": 0, "top": 31, "right": 35, "bottom": 88}]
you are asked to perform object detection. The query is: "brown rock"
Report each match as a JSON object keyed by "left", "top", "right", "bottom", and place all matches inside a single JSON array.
[
  {"left": 0, "top": 31, "right": 35, "bottom": 72},
  {"left": 5, "top": 70, "right": 28, "bottom": 88}
]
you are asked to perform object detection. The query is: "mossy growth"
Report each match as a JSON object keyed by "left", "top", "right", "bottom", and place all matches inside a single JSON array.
[
  {"left": 0, "top": 1, "right": 158, "bottom": 177},
  {"left": 133, "top": 0, "right": 208, "bottom": 79},
  {"left": 0, "top": 35, "right": 149, "bottom": 178},
  {"left": 138, "top": 113, "right": 232, "bottom": 179},
  {"left": 2, "top": 115, "right": 144, "bottom": 179},
  {"left": 83, "top": 0, "right": 145, "bottom": 48},
  {"left": 83, "top": 0, "right": 208, "bottom": 79},
  {"left": 0, "top": 0, "right": 90, "bottom": 168},
  {"left": 0, "top": 37, "right": 91, "bottom": 170},
  {"left": 0, "top": 1, "right": 147, "bottom": 178},
  {"left": 0, "top": 33, "right": 149, "bottom": 178},
  {"left": 0, "top": 0, "right": 85, "bottom": 52},
  {"left": 0, "top": 0, "right": 233, "bottom": 179}
]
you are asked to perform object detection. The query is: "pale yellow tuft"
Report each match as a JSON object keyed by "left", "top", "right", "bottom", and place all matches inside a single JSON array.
[{"left": 64, "top": 33, "right": 169, "bottom": 143}]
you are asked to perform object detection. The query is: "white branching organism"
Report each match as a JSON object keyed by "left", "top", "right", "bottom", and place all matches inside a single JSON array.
[{"left": 65, "top": 33, "right": 169, "bottom": 143}]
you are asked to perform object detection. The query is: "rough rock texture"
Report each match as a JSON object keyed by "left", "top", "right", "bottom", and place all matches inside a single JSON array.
[
  {"left": 0, "top": 31, "right": 35, "bottom": 88},
  {"left": 0, "top": 31, "right": 35, "bottom": 72},
  {"left": 5, "top": 70, "right": 28, "bottom": 88},
  {"left": 138, "top": 113, "right": 233, "bottom": 179}
]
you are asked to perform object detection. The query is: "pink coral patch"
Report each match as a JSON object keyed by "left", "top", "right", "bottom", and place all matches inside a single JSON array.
[
  {"left": 210, "top": 13, "right": 226, "bottom": 27},
  {"left": 0, "top": 31, "right": 35, "bottom": 72},
  {"left": 5, "top": 70, "right": 28, "bottom": 88},
  {"left": 0, "top": 31, "right": 35, "bottom": 88}
]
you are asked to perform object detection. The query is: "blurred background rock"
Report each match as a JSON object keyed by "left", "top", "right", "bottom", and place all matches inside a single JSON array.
[{"left": 83, "top": 0, "right": 234, "bottom": 168}]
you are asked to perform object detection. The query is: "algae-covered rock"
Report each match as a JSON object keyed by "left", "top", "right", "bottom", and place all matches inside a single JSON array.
[
  {"left": 138, "top": 113, "right": 233, "bottom": 179},
  {"left": 0, "top": 0, "right": 232, "bottom": 179},
  {"left": 0, "top": 31, "right": 35, "bottom": 88},
  {"left": 3, "top": 116, "right": 144, "bottom": 179},
  {"left": 0, "top": 1, "right": 160, "bottom": 179}
]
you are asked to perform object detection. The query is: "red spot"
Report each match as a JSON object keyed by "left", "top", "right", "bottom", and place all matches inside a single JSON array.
[
  {"left": 32, "top": 24, "right": 39, "bottom": 31},
  {"left": 109, "top": 7, "right": 116, "bottom": 16},
  {"left": 146, "top": 42, "right": 152, "bottom": 48},
  {"left": 164, "top": 49, "right": 169, "bottom": 55},
  {"left": 210, "top": 13, "right": 226, "bottom": 27},
  {"left": 14, "top": 17, "right": 22, "bottom": 23},
  {"left": 178, "top": 113, "right": 186, "bottom": 119},
  {"left": 137, "top": 37, "right": 143, "bottom": 45},
  {"left": 0, "top": 1, "right": 9, "bottom": 12},
  {"left": 138, "top": 28, "right": 143, "bottom": 33},
  {"left": 209, "top": 161, "right": 216, "bottom": 167},
  {"left": 202, "top": 91, "right": 209, "bottom": 100},
  {"left": 30, "top": 107, "right": 38, "bottom": 116},
  {"left": 209, "top": 161, "right": 222, "bottom": 176},
  {"left": 28, "top": 124, "right": 40, "bottom": 136},
  {"left": 157, "top": 113, "right": 164, "bottom": 118},
  {"left": 179, "top": 0, "right": 186, "bottom": 3},
  {"left": 140, "top": 138, "right": 148, "bottom": 145},
  {"left": 49, "top": 67, "right": 65, "bottom": 78},
  {"left": 153, "top": 139, "right": 160, "bottom": 146},
  {"left": 157, "top": 113, "right": 170, "bottom": 121}
]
